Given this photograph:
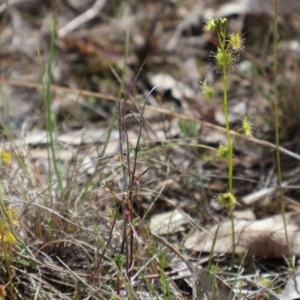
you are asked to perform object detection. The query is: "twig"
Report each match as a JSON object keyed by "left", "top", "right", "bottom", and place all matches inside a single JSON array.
[
  {"left": 57, "top": 0, "right": 107, "bottom": 38},
  {"left": 2, "top": 79, "right": 300, "bottom": 161},
  {"left": 151, "top": 233, "right": 195, "bottom": 273}
]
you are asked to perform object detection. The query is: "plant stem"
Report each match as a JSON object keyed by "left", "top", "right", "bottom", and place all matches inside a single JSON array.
[
  {"left": 44, "top": 18, "right": 63, "bottom": 193},
  {"left": 222, "top": 65, "right": 235, "bottom": 261},
  {"left": 273, "top": 0, "right": 291, "bottom": 265},
  {"left": 1, "top": 231, "right": 13, "bottom": 300}
]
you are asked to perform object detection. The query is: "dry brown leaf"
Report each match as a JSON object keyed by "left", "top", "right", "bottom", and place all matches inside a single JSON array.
[{"left": 185, "top": 213, "right": 300, "bottom": 257}]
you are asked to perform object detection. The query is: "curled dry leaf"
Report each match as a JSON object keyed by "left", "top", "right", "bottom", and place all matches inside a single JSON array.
[{"left": 185, "top": 213, "right": 300, "bottom": 257}]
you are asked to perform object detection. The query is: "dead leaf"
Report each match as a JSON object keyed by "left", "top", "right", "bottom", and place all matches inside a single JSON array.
[
  {"left": 215, "top": 0, "right": 300, "bottom": 17},
  {"left": 150, "top": 209, "right": 188, "bottom": 234},
  {"left": 185, "top": 213, "right": 300, "bottom": 257},
  {"left": 148, "top": 73, "right": 195, "bottom": 100},
  {"left": 233, "top": 209, "right": 256, "bottom": 221},
  {"left": 280, "top": 271, "right": 300, "bottom": 300}
]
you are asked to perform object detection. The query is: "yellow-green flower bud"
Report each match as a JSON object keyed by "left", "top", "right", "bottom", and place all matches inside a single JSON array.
[
  {"left": 217, "top": 143, "right": 230, "bottom": 160},
  {"left": 240, "top": 115, "right": 253, "bottom": 137},
  {"left": 214, "top": 48, "right": 234, "bottom": 69},
  {"left": 199, "top": 79, "right": 214, "bottom": 102},
  {"left": 228, "top": 32, "right": 244, "bottom": 53},
  {"left": 217, "top": 192, "right": 236, "bottom": 210},
  {"left": 203, "top": 19, "right": 217, "bottom": 32}
]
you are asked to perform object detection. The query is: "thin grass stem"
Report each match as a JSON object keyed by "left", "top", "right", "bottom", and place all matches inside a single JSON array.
[
  {"left": 273, "top": 0, "right": 292, "bottom": 266},
  {"left": 44, "top": 18, "right": 63, "bottom": 192}
]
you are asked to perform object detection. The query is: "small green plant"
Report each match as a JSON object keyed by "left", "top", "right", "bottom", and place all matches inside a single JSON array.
[
  {"left": 157, "top": 250, "right": 172, "bottom": 299},
  {"left": 178, "top": 118, "right": 198, "bottom": 138},
  {"left": 114, "top": 253, "right": 126, "bottom": 295},
  {"left": 201, "top": 18, "right": 250, "bottom": 260}
]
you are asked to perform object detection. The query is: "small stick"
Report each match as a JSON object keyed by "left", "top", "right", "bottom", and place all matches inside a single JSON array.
[{"left": 57, "top": 0, "right": 107, "bottom": 38}]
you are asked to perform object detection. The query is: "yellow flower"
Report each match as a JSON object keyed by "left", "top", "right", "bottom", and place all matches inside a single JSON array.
[
  {"left": 3, "top": 231, "right": 16, "bottom": 244},
  {"left": 0, "top": 149, "right": 12, "bottom": 166}
]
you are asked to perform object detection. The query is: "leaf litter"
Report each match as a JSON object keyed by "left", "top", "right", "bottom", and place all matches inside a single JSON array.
[
  {"left": 185, "top": 212, "right": 300, "bottom": 258},
  {"left": 1, "top": 0, "right": 300, "bottom": 299}
]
